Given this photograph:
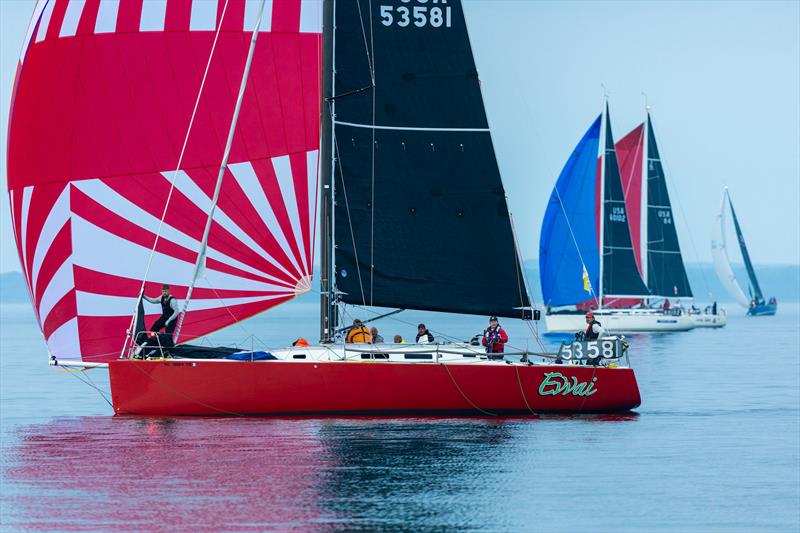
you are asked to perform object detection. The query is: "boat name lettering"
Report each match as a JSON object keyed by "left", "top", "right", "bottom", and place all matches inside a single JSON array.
[
  {"left": 538, "top": 373, "right": 598, "bottom": 397},
  {"left": 380, "top": 1, "right": 452, "bottom": 29}
]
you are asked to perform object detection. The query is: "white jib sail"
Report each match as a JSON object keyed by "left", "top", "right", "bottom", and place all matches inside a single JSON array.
[{"left": 711, "top": 189, "right": 750, "bottom": 308}]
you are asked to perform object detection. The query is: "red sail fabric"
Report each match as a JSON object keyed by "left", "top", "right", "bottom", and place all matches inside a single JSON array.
[
  {"left": 615, "top": 123, "right": 644, "bottom": 274},
  {"left": 7, "top": 0, "right": 322, "bottom": 361}
]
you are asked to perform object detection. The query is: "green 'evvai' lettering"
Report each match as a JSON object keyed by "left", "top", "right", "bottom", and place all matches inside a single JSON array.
[{"left": 538, "top": 373, "right": 598, "bottom": 397}]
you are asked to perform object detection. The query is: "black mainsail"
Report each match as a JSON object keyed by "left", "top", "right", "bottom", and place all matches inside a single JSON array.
[
  {"left": 644, "top": 114, "right": 692, "bottom": 298},
  {"left": 322, "top": 0, "right": 530, "bottom": 328},
  {"left": 601, "top": 105, "right": 651, "bottom": 299},
  {"left": 728, "top": 193, "right": 763, "bottom": 301}
]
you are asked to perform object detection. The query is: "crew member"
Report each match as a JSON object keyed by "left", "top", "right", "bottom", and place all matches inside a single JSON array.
[
  {"left": 370, "top": 327, "right": 384, "bottom": 344},
  {"left": 583, "top": 311, "right": 605, "bottom": 340},
  {"left": 134, "top": 284, "right": 179, "bottom": 357},
  {"left": 346, "top": 319, "right": 372, "bottom": 344},
  {"left": 482, "top": 316, "right": 508, "bottom": 359},
  {"left": 143, "top": 284, "right": 179, "bottom": 335},
  {"left": 416, "top": 324, "right": 434, "bottom": 344}
]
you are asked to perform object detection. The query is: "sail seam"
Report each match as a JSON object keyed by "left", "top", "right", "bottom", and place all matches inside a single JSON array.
[
  {"left": 122, "top": 0, "right": 233, "bottom": 358},
  {"left": 334, "top": 120, "right": 489, "bottom": 132}
]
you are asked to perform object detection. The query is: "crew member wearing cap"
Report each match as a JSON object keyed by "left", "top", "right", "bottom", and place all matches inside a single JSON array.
[
  {"left": 482, "top": 316, "right": 508, "bottom": 359},
  {"left": 416, "top": 324, "right": 434, "bottom": 344},
  {"left": 583, "top": 312, "right": 605, "bottom": 340}
]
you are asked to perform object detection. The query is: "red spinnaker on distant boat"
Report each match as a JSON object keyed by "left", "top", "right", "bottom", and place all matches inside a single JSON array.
[
  {"left": 615, "top": 123, "right": 644, "bottom": 274},
  {"left": 7, "top": 0, "right": 322, "bottom": 362}
]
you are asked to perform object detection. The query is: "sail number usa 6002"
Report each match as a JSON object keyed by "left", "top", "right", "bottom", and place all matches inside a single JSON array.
[{"left": 379, "top": 1, "right": 453, "bottom": 28}]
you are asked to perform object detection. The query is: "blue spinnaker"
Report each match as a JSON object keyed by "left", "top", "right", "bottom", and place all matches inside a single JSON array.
[{"left": 540, "top": 116, "right": 601, "bottom": 306}]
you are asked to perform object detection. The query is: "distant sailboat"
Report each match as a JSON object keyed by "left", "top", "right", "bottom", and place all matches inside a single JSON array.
[
  {"left": 540, "top": 104, "right": 694, "bottom": 333},
  {"left": 616, "top": 111, "right": 726, "bottom": 328},
  {"left": 711, "top": 189, "right": 776, "bottom": 316}
]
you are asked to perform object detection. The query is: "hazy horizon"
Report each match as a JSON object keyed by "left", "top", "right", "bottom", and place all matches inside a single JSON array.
[{"left": 1, "top": 0, "right": 799, "bottom": 274}]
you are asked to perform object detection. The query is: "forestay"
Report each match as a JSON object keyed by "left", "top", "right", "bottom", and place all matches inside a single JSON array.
[{"left": 7, "top": 0, "right": 322, "bottom": 361}]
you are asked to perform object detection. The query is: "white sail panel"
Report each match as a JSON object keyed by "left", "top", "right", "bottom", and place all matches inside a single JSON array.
[
  {"left": 7, "top": 0, "right": 322, "bottom": 361},
  {"left": 711, "top": 191, "right": 750, "bottom": 308}
]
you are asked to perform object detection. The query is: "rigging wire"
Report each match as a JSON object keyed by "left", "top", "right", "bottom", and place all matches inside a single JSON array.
[
  {"left": 174, "top": 0, "right": 269, "bottom": 343},
  {"left": 553, "top": 185, "right": 600, "bottom": 306},
  {"left": 508, "top": 213, "right": 547, "bottom": 352},
  {"left": 331, "top": 119, "right": 368, "bottom": 306},
  {"left": 655, "top": 119, "right": 714, "bottom": 300},
  {"left": 59, "top": 367, "right": 113, "bottom": 409},
  {"left": 122, "top": 0, "right": 233, "bottom": 357},
  {"left": 335, "top": 296, "right": 545, "bottom": 355},
  {"left": 368, "top": 0, "right": 376, "bottom": 308},
  {"left": 442, "top": 364, "right": 497, "bottom": 416}
]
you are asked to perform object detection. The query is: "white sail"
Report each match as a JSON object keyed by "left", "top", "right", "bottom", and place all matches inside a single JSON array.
[{"left": 711, "top": 189, "right": 750, "bottom": 308}]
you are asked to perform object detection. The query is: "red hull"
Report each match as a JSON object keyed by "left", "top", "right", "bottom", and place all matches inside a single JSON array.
[{"left": 109, "top": 360, "right": 641, "bottom": 416}]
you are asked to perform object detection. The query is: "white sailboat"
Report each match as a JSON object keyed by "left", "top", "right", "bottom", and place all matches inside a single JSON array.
[{"left": 712, "top": 188, "right": 776, "bottom": 316}]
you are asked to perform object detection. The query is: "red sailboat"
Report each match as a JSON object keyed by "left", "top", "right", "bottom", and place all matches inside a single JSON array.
[{"left": 7, "top": 0, "right": 640, "bottom": 415}]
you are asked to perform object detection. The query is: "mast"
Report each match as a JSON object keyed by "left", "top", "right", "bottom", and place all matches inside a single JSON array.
[
  {"left": 174, "top": 0, "right": 267, "bottom": 343},
  {"left": 598, "top": 101, "right": 608, "bottom": 308},
  {"left": 641, "top": 108, "right": 650, "bottom": 288},
  {"left": 319, "top": 0, "right": 337, "bottom": 342}
]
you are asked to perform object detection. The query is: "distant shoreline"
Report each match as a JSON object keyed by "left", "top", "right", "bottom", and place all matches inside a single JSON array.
[{"left": 2, "top": 263, "right": 798, "bottom": 305}]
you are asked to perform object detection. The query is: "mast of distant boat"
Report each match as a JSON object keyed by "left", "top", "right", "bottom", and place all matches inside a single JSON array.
[
  {"left": 641, "top": 104, "right": 650, "bottom": 295},
  {"left": 597, "top": 98, "right": 608, "bottom": 310}
]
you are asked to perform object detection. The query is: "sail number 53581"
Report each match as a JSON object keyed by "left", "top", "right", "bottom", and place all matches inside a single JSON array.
[{"left": 380, "top": 1, "right": 452, "bottom": 28}]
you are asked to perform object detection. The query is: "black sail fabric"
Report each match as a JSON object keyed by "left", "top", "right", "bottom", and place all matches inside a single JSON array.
[
  {"left": 728, "top": 195, "right": 763, "bottom": 300},
  {"left": 645, "top": 115, "right": 692, "bottom": 298},
  {"left": 332, "top": 0, "right": 530, "bottom": 318},
  {"left": 602, "top": 106, "right": 651, "bottom": 297}
]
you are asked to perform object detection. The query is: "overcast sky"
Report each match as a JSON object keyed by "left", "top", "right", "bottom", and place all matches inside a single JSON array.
[{"left": 1, "top": 0, "right": 798, "bottom": 273}]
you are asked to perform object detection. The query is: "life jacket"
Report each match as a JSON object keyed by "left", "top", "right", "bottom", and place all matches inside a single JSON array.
[
  {"left": 346, "top": 326, "right": 372, "bottom": 344},
  {"left": 159, "top": 295, "right": 176, "bottom": 319},
  {"left": 584, "top": 319, "right": 602, "bottom": 340},
  {"left": 483, "top": 326, "right": 508, "bottom": 353}
]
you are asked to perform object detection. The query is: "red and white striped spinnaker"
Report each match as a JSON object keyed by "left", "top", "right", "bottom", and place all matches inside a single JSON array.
[{"left": 7, "top": 0, "right": 322, "bottom": 362}]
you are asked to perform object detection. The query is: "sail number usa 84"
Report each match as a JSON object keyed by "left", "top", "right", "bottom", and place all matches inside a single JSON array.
[{"left": 380, "top": 1, "right": 453, "bottom": 28}]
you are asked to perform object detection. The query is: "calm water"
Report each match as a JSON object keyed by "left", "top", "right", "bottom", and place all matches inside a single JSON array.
[{"left": 1, "top": 301, "right": 799, "bottom": 531}]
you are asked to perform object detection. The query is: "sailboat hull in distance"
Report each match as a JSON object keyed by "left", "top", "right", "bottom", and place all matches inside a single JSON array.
[
  {"left": 108, "top": 356, "right": 641, "bottom": 416},
  {"left": 748, "top": 301, "right": 777, "bottom": 316},
  {"left": 544, "top": 309, "right": 695, "bottom": 333}
]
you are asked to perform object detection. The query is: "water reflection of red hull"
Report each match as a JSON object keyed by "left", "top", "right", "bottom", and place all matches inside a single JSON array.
[{"left": 109, "top": 361, "right": 641, "bottom": 416}]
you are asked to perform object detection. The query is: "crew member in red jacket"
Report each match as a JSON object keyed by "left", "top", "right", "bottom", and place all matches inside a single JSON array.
[{"left": 482, "top": 316, "right": 508, "bottom": 359}]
